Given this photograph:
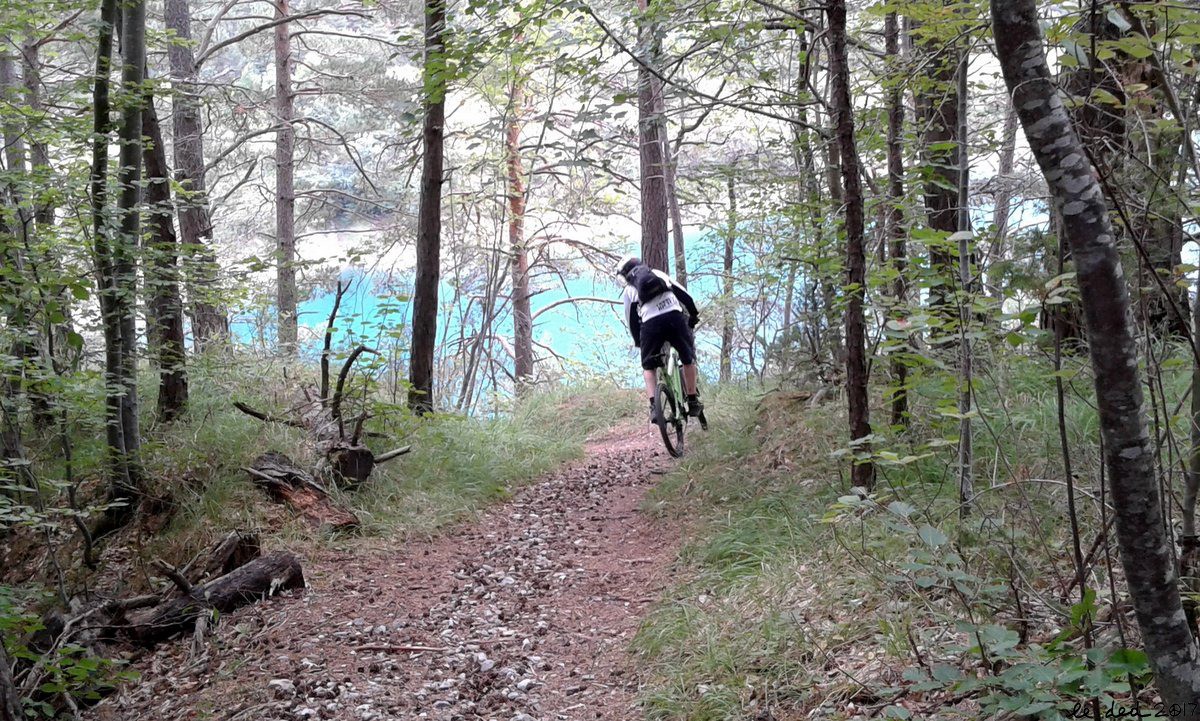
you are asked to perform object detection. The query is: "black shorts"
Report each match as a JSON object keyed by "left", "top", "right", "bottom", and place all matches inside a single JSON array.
[{"left": 639, "top": 311, "right": 696, "bottom": 370}]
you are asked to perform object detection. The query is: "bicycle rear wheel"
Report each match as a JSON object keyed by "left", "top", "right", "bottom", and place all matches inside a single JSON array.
[{"left": 654, "top": 382, "right": 685, "bottom": 458}]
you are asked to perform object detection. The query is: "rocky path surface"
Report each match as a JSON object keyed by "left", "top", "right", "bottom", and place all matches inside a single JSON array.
[{"left": 91, "top": 422, "right": 680, "bottom": 721}]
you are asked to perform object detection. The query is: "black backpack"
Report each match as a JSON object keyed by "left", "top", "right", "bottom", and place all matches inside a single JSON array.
[{"left": 627, "top": 264, "right": 669, "bottom": 304}]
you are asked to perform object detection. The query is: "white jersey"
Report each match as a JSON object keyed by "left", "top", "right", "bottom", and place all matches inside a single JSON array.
[{"left": 623, "top": 269, "right": 682, "bottom": 323}]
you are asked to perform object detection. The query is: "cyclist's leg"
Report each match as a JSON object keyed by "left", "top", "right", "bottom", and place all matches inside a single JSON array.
[
  {"left": 664, "top": 312, "right": 702, "bottom": 407},
  {"left": 640, "top": 315, "right": 669, "bottom": 420},
  {"left": 668, "top": 313, "right": 697, "bottom": 385}
]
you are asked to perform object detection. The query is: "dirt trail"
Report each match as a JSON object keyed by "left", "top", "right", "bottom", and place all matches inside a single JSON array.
[{"left": 91, "top": 422, "right": 681, "bottom": 721}]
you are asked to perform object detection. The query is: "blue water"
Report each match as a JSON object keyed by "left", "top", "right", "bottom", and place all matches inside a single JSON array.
[{"left": 228, "top": 229, "right": 757, "bottom": 391}]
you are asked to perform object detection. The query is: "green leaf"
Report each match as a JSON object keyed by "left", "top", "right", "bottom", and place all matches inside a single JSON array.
[
  {"left": 917, "top": 524, "right": 948, "bottom": 548},
  {"left": 930, "top": 664, "right": 961, "bottom": 683}
]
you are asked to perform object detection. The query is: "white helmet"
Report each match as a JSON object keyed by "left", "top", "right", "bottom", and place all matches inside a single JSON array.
[{"left": 614, "top": 254, "right": 639, "bottom": 279}]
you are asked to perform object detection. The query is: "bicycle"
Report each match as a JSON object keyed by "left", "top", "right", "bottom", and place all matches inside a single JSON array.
[{"left": 652, "top": 341, "right": 708, "bottom": 458}]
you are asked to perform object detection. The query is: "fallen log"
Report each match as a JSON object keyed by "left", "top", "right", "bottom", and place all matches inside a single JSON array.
[
  {"left": 245, "top": 452, "right": 359, "bottom": 530},
  {"left": 130, "top": 551, "right": 305, "bottom": 646},
  {"left": 193, "top": 530, "right": 261, "bottom": 583}
]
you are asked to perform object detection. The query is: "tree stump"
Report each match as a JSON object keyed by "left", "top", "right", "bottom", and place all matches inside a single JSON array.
[{"left": 245, "top": 452, "right": 359, "bottom": 530}]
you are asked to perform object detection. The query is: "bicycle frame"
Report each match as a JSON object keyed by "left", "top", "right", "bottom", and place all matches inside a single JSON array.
[{"left": 657, "top": 343, "right": 686, "bottom": 417}]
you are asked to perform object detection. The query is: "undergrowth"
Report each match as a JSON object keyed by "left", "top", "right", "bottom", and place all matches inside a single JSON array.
[{"left": 636, "top": 351, "right": 1173, "bottom": 720}]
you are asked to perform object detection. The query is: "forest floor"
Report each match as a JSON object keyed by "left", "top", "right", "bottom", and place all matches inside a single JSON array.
[{"left": 86, "top": 419, "right": 683, "bottom": 721}]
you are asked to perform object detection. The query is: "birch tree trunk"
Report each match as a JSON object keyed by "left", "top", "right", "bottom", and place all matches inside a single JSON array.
[
  {"left": 827, "top": 0, "right": 874, "bottom": 491},
  {"left": 165, "top": 0, "right": 226, "bottom": 349},
  {"left": 408, "top": 0, "right": 447, "bottom": 414},
  {"left": 274, "top": 0, "right": 297, "bottom": 353},
  {"left": 993, "top": 0, "right": 1200, "bottom": 709}
]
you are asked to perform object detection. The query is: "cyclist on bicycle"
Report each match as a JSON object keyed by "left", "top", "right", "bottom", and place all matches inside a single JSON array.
[{"left": 614, "top": 255, "right": 704, "bottom": 423}]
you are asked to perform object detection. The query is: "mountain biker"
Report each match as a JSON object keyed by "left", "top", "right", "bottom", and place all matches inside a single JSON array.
[{"left": 614, "top": 255, "right": 704, "bottom": 423}]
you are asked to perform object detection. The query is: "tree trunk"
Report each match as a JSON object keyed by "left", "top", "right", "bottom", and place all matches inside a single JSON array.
[
  {"left": 18, "top": 36, "right": 49, "bottom": 229},
  {"left": 993, "top": 0, "right": 1200, "bottom": 709},
  {"left": 827, "top": 0, "right": 874, "bottom": 491},
  {"left": 142, "top": 88, "right": 189, "bottom": 421},
  {"left": 662, "top": 127, "right": 686, "bottom": 285},
  {"left": 989, "top": 104, "right": 1017, "bottom": 300},
  {"left": 916, "top": 5, "right": 961, "bottom": 326},
  {"left": 18, "top": 32, "right": 73, "bottom": 423},
  {"left": 408, "top": 0, "right": 447, "bottom": 414},
  {"left": 274, "top": 0, "right": 297, "bottom": 353},
  {"left": 507, "top": 75, "right": 533, "bottom": 389},
  {"left": 114, "top": 0, "right": 145, "bottom": 484},
  {"left": 720, "top": 175, "right": 736, "bottom": 384},
  {"left": 885, "top": 11, "right": 909, "bottom": 428},
  {"left": 0, "top": 45, "right": 38, "bottom": 470},
  {"left": 956, "top": 45, "right": 973, "bottom": 517},
  {"left": 1, "top": 44, "right": 37, "bottom": 389},
  {"left": 636, "top": 0, "right": 669, "bottom": 272},
  {"left": 165, "top": 0, "right": 226, "bottom": 349},
  {"left": 90, "top": 0, "right": 136, "bottom": 507}
]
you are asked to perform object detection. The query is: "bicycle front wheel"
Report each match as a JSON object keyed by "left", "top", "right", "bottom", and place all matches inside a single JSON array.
[{"left": 655, "top": 382, "right": 685, "bottom": 458}]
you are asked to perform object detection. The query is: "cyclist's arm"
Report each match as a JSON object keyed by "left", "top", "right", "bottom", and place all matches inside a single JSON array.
[
  {"left": 671, "top": 283, "right": 700, "bottom": 321},
  {"left": 623, "top": 287, "right": 642, "bottom": 346}
]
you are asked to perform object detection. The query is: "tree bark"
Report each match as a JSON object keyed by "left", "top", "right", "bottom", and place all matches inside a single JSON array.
[
  {"left": 142, "top": 87, "right": 189, "bottom": 421},
  {"left": 989, "top": 104, "right": 1017, "bottom": 300},
  {"left": 114, "top": 0, "right": 145, "bottom": 484},
  {"left": 956, "top": 44, "right": 973, "bottom": 517},
  {"left": 90, "top": 0, "right": 136, "bottom": 506},
  {"left": 507, "top": 74, "right": 533, "bottom": 389},
  {"left": 636, "top": 0, "right": 669, "bottom": 272},
  {"left": 274, "top": 0, "right": 297, "bottom": 353},
  {"left": 408, "top": 0, "right": 447, "bottom": 414},
  {"left": 662, "top": 126, "right": 686, "bottom": 285},
  {"left": 884, "top": 11, "right": 909, "bottom": 428},
  {"left": 0, "top": 635, "right": 19, "bottom": 721},
  {"left": 165, "top": 0, "right": 226, "bottom": 349},
  {"left": 0, "top": 45, "right": 39, "bottom": 474},
  {"left": 993, "top": 0, "right": 1200, "bottom": 709},
  {"left": 916, "top": 4, "right": 961, "bottom": 325},
  {"left": 827, "top": 0, "right": 874, "bottom": 491},
  {"left": 720, "top": 174, "right": 735, "bottom": 384}
]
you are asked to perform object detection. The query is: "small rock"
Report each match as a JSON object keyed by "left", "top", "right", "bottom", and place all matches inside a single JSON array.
[
  {"left": 516, "top": 678, "right": 535, "bottom": 692},
  {"left": 268, "top": 679, "right": 296, "bottom": 699}
]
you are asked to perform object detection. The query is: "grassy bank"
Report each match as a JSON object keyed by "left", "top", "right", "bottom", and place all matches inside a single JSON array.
[
  {"left": 10, "top": 354, "right": 642, "bottom": 578},
  {"left": 635, "top": 353, "right": 1167, "bottom": 720}
]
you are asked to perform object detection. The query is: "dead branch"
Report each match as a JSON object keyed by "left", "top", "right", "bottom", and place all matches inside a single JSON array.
[
  {"left": 152, "top": 560, "right": 194, "bottom": 595},
  {"left": 332, "top": 345, "right": 378, "bottom": 437},
  {"left": 320, "top": 280, "right": 348, "bottom": 404},
  {"left": 233, "top": 401, "right": 309, "bottom": 429},
  {"left": 374, "top": 446, "right": 411, "bottom": 464}
]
